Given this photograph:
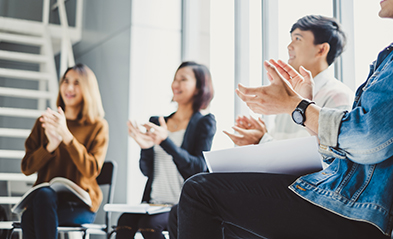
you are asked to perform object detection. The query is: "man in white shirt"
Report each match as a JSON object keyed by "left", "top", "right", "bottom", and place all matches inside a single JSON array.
[
  {"left": 169, "top": 15, "right": 354, "bottom": 239},
  {"left": 224, "top": 15, "right": 354, "bottom": 145}
]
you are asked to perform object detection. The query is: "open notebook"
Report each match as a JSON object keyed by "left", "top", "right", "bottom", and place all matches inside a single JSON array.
[{"left": 12, "top": 177, "right": 91, "bottom": 214}]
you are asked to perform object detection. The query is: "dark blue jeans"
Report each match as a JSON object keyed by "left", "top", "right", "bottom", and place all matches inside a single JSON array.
[
  {"left": 20, "top": 187, "right": 96, "bottom": 239},
  {"left": 177, "top": 173, "right": 389, "bottom": 239},
  {"left": 115, "top": 212, "right": 169, "bottom": 239}
]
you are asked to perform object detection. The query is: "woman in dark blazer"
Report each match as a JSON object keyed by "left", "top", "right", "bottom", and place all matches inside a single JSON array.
[{"left": 115, "top": 61, "right": 216, "bottom": 239}]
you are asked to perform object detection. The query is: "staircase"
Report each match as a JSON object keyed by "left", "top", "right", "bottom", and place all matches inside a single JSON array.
[
  {"left": 0, "top": 0, "right": 83, "bottom": 165},
  {"left": 0, "top": 29, "right": 58, "bottom": 160}
]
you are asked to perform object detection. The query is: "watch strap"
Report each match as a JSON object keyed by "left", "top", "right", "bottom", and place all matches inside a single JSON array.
[{"left": 293, "top": 99, "right": 315, "bottom": 126}]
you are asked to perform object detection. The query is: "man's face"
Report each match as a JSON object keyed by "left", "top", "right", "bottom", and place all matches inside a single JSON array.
[
  {"left": 287, "top": 28, "right": 320, "bottom": 72},
  {"left": 379, "top": 0, "right": 393, "bottom": 18}
]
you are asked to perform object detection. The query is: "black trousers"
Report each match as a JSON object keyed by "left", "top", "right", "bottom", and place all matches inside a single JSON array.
[
  {"left": 177, "top": 173, "right": 390, "bottom": 239},
  {"left": 115, "top": 212, "right": 169, "bottom": 239}
]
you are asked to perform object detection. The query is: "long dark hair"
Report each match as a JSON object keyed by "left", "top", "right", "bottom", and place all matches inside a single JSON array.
[{"left": 176, "top": 61, "right": 214, "bottom": 112}]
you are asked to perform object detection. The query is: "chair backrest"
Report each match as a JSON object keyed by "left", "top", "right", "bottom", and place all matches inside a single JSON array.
[{"left": 96, "top": 161, "right": 117, "bottom": 231}]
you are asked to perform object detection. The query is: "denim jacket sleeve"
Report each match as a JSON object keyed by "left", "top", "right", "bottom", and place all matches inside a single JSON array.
[
  {"left": 318, "top": 108, "right": 347, "bottom": 160},
  {"left": 318, "top": 53, "right": 393, "bottom": 165}
]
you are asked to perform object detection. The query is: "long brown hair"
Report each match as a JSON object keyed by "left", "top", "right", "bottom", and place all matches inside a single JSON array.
[{"left": 56, "top": 64, "right": 105, "bottom": 123}]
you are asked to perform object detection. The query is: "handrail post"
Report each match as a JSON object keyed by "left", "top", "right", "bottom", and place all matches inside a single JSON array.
[
  {"left": 75, "top": 0, "right": 84, "bottom": 34},
  {"left": 57, "top": 0, "right": 75, "bottom": 76},
  {"left": 42, "top": 0, "right": 50, "bottom": 25}
]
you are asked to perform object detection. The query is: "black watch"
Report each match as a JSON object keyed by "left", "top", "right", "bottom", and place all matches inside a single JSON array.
[{"left": 291, "top": 99, "right": 315, "bottom": 126}]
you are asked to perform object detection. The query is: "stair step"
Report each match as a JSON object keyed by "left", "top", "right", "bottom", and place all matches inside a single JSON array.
[
  {"left": 0, "top": 107, "right": 42, "bottom": 118},
  {"left": 0, "top": 87, "right": 51, "bottom": 99},
  {"left": 0, "top": 149, "right": 25, "bottom": 159},
  {"left": 0, "top": 68, "right": 51, "bottom": 81},
  {"left": 0, "top": 32, "right": 44, "bottom": 46},
  {"left": 0, "top": 128, "right": 30, "bottom": 138},
  {"left": 0, "top": 196, "right": 22, "bottom": 204},
  {"left": 0, "top": 50, "right": 48, "bottom": 64}
]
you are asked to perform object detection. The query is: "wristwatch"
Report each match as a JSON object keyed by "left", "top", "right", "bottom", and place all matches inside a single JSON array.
[{"left": 291, "top": 99, "right": 315, "bottom": 126}]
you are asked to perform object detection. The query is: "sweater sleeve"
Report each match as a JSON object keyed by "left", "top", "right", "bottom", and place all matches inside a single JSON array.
[
  {"left": 21, "top": 118, "right": 58, "bottom": 175},
  {"left": 62, "top": 119, "right": 109, "bottom": 179},
  {"left": 160, "top": 114, "right": 216, "bottom": 179}
]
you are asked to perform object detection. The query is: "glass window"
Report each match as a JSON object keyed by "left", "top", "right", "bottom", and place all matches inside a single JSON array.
[
  {"left": 277, "top": 0, "right": 333, "bottom": 63},
  {"left": 209, "top": 0, "right": 235, "bottom": 150},
  {"left": 353, "top": 1, "right": 393, "bottom": 88}
]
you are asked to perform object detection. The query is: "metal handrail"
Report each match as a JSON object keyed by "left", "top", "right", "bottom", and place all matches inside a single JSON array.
[
  {"left": 41, "top": 0, "right": 79, "bottom": 77},
  {"left": 57, "top": 0, "right": 75, "bottom": 76}
]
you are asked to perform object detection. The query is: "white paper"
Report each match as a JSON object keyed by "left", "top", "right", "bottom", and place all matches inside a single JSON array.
[
  {"left": 204, "top": 136, "right": 323, "bottom": 176},
  {"left": 103, "top": 203, "right": 172, "bottom": 215}
]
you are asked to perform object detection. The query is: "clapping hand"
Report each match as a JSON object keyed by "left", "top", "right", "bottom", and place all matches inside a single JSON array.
[
  {"left": 142, "top": 117, "right": 169, "bottom": 145},
  {"left": 128, "top": 116, "right": 169, "bottom": 149},
  {"left": 268, "top": 59, "right": 314, "bottom": 100},
  {"left": 40, "top": 107, "right": 73, "bottom": 153},
  {"left": 223, "top": 115, "right": 267, "bottom": 146},
  {"left": 236, "top": 60, "right": 313, "bottom": 116}
]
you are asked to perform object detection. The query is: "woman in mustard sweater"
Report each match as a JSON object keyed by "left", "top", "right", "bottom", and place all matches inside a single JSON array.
[{"left": 20, "top": 64, "right": 109, "bottom": 239}]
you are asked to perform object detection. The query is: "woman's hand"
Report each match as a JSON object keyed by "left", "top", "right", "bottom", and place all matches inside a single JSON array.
[
  {"left": 127, "top": 120, "right": 155, "bottom": 149},
  {"left": 40, "top": 107, "right": 74, "bottom": 152},
  {"left": 143, "top": 116, "right": 169, "bottom": 145}
]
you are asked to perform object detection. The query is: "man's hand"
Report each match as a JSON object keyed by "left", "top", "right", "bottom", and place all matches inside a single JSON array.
[
  {"left": 236, "top": 60, "right": 310, "bottom": 116},
  {"left": 269, "top": 59, "right": 314, "bottom": 100},
  {"left": 224, "top": 116, "right": 267, "bottom": 146}
]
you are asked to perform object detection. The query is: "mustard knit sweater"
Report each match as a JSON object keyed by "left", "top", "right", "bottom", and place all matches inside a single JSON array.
[{"left": 21, "top": 117, "right": 109, "bottom": 212}]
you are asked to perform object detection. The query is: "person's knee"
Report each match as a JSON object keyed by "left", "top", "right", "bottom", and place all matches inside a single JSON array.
[
  {"left": 35, "top": 187, "right": 56, "bottom": 199},
  {"left": 33, "top": 187, "right": 57, "bottom": 206},
  {"left": 168, "top": 205, "right": 178, "bottom": 238},
  {"left": 117, "top": 213, "right": 132, "bottom": 226},
  {"left": 138, "top": 218, "right": 155, "bottom": 229},
  {"left": 21, "top": 208, "right": 32, "bottom": 225},
  {"left": 182, "top": 172, "right": 209, "bottom": 196},
  {"left": 139, "top": 214, "right": 169, "bottom": 232},
  {"left": 169, "top": 205, "right": 178, "bottom": 223}
]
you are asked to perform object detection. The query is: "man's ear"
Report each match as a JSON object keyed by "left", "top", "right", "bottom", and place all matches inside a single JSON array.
[{"left": 317, "top": 42, "right": 330, "bottom": 58}]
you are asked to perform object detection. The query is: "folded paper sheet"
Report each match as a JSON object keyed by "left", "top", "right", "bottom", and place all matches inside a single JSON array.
[{"left": 204, "top": 136, "right": 323, "bottom": 176}]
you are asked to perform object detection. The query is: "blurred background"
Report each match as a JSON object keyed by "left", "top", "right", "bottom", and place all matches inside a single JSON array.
[{"left": 0, "top": 0, "right": 392, "bottom": 236}]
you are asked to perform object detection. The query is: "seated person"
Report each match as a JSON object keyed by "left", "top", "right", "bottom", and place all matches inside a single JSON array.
[
  {"left": 169, "top": 14, "right": 354, "bottom": 239},
  {"left": 20, "top": 64, "right": 109, "bottom": 239},
  {"left": 115, "top": 62, "right": 216, "bottom": 239},
  {"left": 177, "top": 17, "right": 393, "bottom": 238},
  {"left": 225, "top": 15, "right": 353, "bottom": 146}
]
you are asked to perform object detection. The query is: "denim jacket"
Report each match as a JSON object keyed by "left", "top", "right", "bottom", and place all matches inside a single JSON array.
[{"left": 290, "top": 43, "right": 393, "bottom": 236}]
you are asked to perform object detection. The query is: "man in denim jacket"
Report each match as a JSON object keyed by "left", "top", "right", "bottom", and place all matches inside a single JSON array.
[{"left": 177, "top": 1, "right": 393, "bottom": 239}]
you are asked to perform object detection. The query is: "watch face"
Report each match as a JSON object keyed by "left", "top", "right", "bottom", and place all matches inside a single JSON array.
[{"left": 292, "top": 110, "right": 304, "bottom": 124}]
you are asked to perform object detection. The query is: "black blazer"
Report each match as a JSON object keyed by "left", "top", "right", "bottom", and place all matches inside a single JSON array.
[{"left": 139, "top": 111, "right": 216, "bottom": 203}]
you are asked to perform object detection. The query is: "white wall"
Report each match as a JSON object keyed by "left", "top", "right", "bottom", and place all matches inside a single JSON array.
[{"left": 127, "top": 0, "right": 182, "bottom": 204}]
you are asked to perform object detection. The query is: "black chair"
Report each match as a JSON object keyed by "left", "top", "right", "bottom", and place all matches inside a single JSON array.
[{"left": 7, "top": 161, "right": 117, "bottom": 239}]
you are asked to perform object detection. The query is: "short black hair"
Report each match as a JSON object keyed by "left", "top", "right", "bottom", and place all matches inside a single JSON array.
[
  {"left": 290, "top": 15, "right": 346, "bottom": 66},
  {"left": 176, "top": 61, "right": 214, "bottom": 112}
]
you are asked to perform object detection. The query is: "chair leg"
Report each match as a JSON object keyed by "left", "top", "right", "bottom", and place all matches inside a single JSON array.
[
  {"left": 6, "top": 228, "right": 14, "bottom": 239},
  {"left": 107, "top": 230, "right": 116, "bottom": 239},
  {"left": 65, "top": 231, "right": 86, "bottom": 239}
]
